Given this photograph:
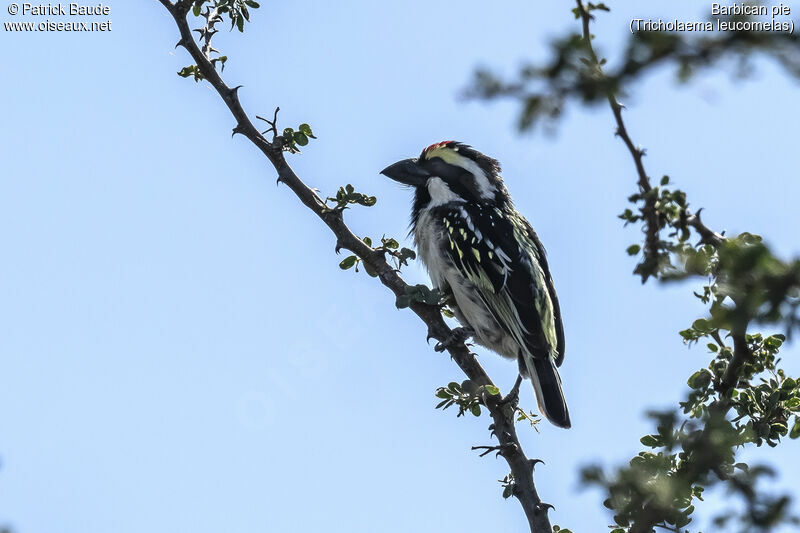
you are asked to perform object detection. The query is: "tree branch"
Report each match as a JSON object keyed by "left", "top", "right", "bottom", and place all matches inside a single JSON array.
[
  {"left": 157, "top": 3, "right": 553, "bottom": 531},
  {"left": 577, "top": 0, "right": 728, "bottom": 279},
  {"left": 574, "top": 3, "right": 760, "bottom": 532}
]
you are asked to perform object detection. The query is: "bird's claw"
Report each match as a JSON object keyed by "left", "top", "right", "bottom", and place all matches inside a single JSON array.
[{"left": 434, "top": 326, "right": 474, "bottom": 352}]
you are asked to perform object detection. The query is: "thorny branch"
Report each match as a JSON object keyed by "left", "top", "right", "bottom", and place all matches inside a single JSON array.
[
  {"left": 156, "top": 1, "right": 553, "bottom": 531},
  {"left": 574, "top": 2, "right": 753, "bottom": 532},
  {"left": 576, "top": 0, "right": 724, "bottom": 281}
]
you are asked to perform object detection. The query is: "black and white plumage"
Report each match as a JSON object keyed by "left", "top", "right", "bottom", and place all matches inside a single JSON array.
[{"left": 381, "top": 141, "right": 570, "bottom": 428}]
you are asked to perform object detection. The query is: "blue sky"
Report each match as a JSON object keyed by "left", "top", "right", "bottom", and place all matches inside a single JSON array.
[{"left": 1, "top": 1, "right": 799, "bottom": 532}]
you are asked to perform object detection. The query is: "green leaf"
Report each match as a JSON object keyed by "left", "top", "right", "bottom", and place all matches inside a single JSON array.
[
  {"left": 790, "top": 417, "right": 800, "bottom": 439},
  {"left": 381, "top": 237, "right": 399, "bottom": 249},
  {"left": 485, "top": 385, "right": 500, "bottom": 396},
  {"left": 626, "top": 244, "right": 641, "bottom": 256},
  {"left": 293, "top": 132, "right": 309, "bottom": 146},
  {"left": 687, "top": 369, "right": 712, "bottom": 389},
  {"left": 399, "top": 248, "right": 416, "bottom": 260},
  {"left": 244, "top": 0, "right": 260, "bottom": 7},
  {"left": 660, "top": 175, "right": 669, "bottom": 185},
  {"left": 339, "top": 255, "right": 357, "bottom": 270},
  {"left": 236, "top": 14, "right": 245, "bottom": 32},
  {"left": 192, "top": 2, "right": 202, "bottom": 16},
  {"left": 299, "top": 123, "right": 316, "bottom": 138},
  {"left": 692, "top": 318, "right": 712, "bottom": 331},
  {"left": 470, "top": 404, "right": 481, "bottom": 417},
  {"left": 640, "top": 435, "right": 660, "bottom": 447}
]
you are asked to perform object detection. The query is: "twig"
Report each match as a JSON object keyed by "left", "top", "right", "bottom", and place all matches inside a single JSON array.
[
  {"left": 256, "top": 107, "right": 280, "bottom": 139},
  {"left": 156, "top": 2, "right": 553, "bottom": 531},
  {"left": 577, "top": 0, "right": 727, "bottom": 276},
  {"left": 577, "top": 0, "right": 661, "bottom": 272}
]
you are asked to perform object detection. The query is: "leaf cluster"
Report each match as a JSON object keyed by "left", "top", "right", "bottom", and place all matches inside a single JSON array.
[
  {"left": 533, "top": 5, "right": 800, "bottom": 532},
  {"left": 339, "top": 235, "right": 416, "bottom": 277},
  {"left": 191, "top": 0, "right": 260, "bottom": 32},
  {"left": 434, "top": 380, "right": 500, "bottom": 418},
  {"left": 324, "top": 184, "right": 377, "bottom": 212},
  {"left": 281, "top": 124, "right": 316, "bottom": 153}
]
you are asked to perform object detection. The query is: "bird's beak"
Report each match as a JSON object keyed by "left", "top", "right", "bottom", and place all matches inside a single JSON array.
[{"left": 380, "top": 158, "right": 430, "bottom": 186}]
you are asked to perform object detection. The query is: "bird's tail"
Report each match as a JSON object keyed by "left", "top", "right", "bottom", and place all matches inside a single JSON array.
[{"left": 525, "top": 356, "right": 571, "bottom": 429}]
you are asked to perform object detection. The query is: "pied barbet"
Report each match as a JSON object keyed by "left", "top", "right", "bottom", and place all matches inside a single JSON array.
[{"left": 381, "top": 141, "right": 570, "bottom": 428}]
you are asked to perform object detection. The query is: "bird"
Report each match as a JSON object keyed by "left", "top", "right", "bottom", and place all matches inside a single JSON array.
[{"left": 380, "top": 141, "right": 570, "bottom": 428}]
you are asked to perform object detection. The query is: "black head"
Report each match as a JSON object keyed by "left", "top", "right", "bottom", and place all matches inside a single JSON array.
[{"left": 380, "top": 141, "right": 508, "bottom": 222}]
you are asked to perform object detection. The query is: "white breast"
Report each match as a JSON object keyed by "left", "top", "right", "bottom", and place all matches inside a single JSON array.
[{"left": 414, "top": 209, "right": 451, "bottom": 289}]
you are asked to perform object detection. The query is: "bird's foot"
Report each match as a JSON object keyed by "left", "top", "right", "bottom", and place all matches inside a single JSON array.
[{"left": 434, "top": 326, "right": 474, "bottom": 353}]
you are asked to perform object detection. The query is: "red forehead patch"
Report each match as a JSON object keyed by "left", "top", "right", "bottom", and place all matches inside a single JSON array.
[{"left": 423, "top": 140, "right": 456, "bottom": 154}]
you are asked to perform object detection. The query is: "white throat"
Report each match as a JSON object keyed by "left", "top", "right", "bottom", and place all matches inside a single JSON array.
[{"left": 426, "top": 177, "right": 464, "bottom": 208}]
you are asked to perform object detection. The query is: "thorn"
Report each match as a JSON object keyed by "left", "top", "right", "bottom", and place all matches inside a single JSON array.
[
  {"left": 335, "top": 240, "right": 344, "bottom": 254},
  {"left": 231, "top": 126, "right": 245, "bottom": 138},
  {"left": 535, "top": 502, "right": 554, "bottom": 514},
  {"left": 229, "top": 85, "right": 243, "bottom": 96},
  {"left": 529, "top": 458, "right": 545, "bottom": 471}
]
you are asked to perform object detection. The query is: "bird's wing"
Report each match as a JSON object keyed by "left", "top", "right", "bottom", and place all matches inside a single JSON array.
[{"left": 441, "top": 204, "right": 564, "bottom": 363}]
